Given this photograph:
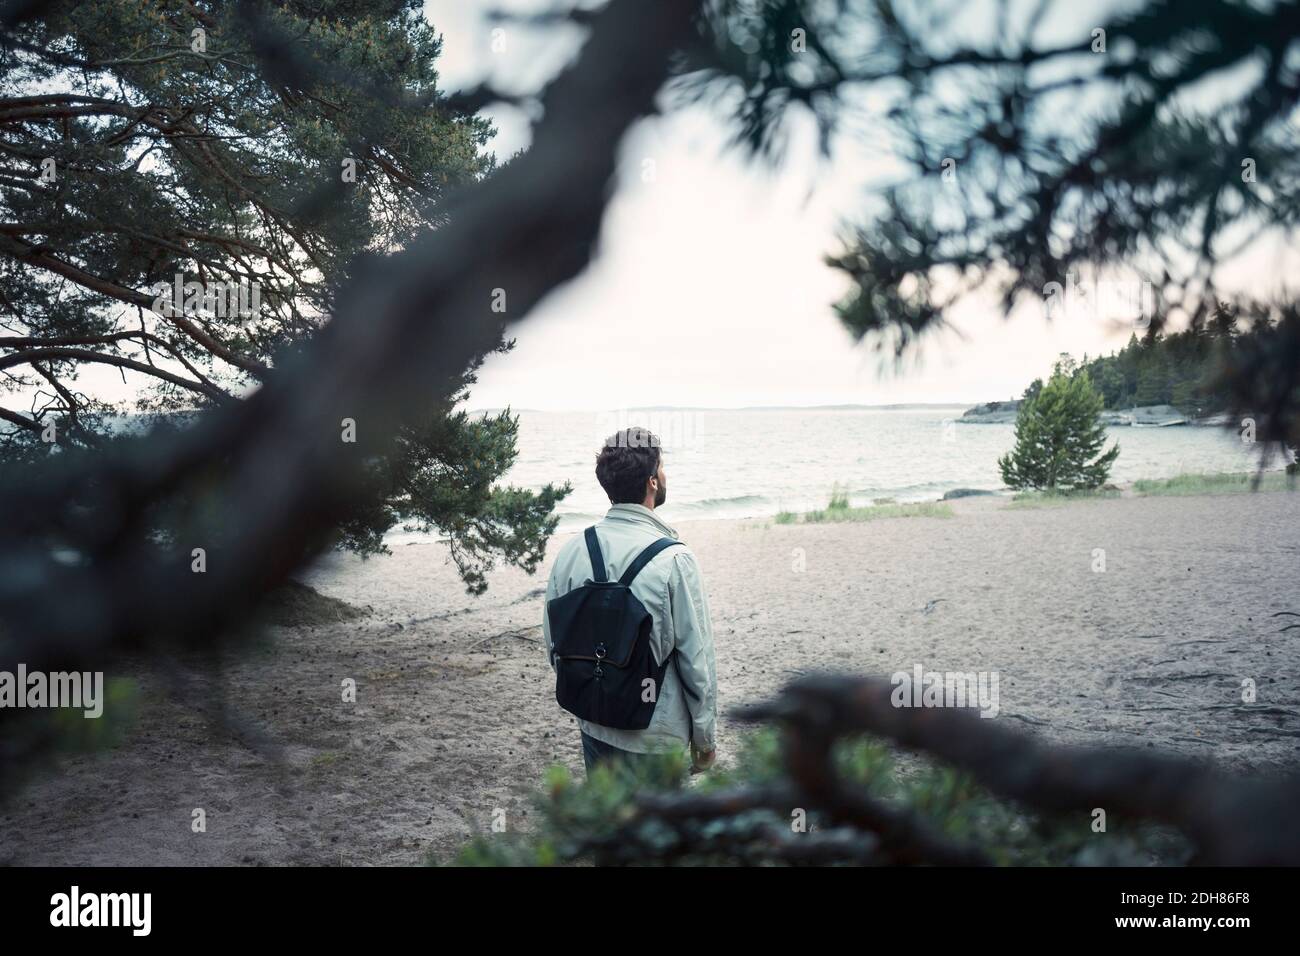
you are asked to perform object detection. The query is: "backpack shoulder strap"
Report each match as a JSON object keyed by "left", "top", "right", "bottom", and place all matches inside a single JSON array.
[
  {"left": 618, "top": 537, "right": 683, "bottom": 587},
  {"left": 583, "top": 526, "right": 608, "bottom": 583}
]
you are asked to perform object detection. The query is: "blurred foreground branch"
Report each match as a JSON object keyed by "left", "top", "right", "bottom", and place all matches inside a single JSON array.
[{"left": 575, "top": 675, "right": 1300, "bottom": 866}]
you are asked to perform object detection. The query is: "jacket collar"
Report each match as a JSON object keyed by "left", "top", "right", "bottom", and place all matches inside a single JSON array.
[{"left": 603, "top": 503, "right": 678, "bottom": 539}]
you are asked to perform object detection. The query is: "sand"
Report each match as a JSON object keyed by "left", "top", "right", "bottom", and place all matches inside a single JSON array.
[{"left": 2, "top": 489, "right": 1298, "bottom": 865}]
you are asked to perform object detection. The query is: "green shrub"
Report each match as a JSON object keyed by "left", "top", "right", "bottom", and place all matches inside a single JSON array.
[
  {"left": 1008, "top": 487, "right": 1122, "bottom": 507},
  {"left": 1133, "top": 471, "right": 1294, "bottom": 495},
  {"left": 775, "top": 488, "right": 952, "bottom": 524},
  {"left": 442, "top": 728, "right": 1188, "bottom": 867}
]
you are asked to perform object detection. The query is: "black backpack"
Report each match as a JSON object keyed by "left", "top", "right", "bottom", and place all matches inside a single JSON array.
[{"left": 546, "top": 527, "right": 683, "bottom": 730}]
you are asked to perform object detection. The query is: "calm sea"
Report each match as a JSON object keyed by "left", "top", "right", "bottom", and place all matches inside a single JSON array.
[{"left": 450, "top": 406, "right": 1281, "bottom": 535}]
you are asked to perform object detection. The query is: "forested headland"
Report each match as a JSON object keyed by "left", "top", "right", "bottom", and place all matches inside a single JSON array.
[{"left": 1024, "top": 309, "right": 1253, "bottom": 416}]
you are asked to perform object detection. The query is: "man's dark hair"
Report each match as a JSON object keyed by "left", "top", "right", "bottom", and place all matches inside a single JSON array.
[{"left": 595, "top": 427, "right": 662, "bottom": 504}]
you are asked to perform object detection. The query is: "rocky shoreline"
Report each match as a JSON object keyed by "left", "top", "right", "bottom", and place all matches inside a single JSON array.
[{"left": 958, "top": 400, "right": 1225, "bottom": 427}]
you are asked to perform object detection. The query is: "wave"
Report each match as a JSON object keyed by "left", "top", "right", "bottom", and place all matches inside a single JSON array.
[{"left": 673, "top": 494, "right": 769, "bottom": 511}]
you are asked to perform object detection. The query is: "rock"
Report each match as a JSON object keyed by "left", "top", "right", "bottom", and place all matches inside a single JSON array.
[
  {"left": 941, "top": 488, "right": 997, "bottom": 500},
  {"left": 1192, "top": 412, "right": 1232, "bottom": 426},
  {"left": 1132, "top": 404, "right": 1188, "bottom": 425},
  {"left": 1102, "top": 404, "right": 1188, "bottom": 426}
]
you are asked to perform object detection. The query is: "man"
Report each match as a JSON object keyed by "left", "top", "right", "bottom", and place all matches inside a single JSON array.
[{"left": 542, "top": 426, "right": 717, "bottom": 777}]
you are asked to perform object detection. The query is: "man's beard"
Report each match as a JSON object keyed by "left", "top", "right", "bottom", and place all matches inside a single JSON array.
[{"left": 654, "top": 481, "right": 666, "bottom": 507}]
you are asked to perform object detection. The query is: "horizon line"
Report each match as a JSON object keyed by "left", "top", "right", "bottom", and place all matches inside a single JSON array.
[{"left": 460, "top": 401, "right": 992, "bottom": 414}]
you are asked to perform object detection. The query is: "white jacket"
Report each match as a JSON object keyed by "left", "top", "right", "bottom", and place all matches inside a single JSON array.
[{"left": 542, "top": 503, "right": 717, "bottom": 754}]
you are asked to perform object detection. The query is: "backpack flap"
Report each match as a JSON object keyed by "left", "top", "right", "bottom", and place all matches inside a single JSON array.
[{"left": 547, "top": 582, "right": 644, "bottom": 668}]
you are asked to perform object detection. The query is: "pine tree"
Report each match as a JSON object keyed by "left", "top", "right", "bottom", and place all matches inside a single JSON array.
[
  {"left": 0, "top": 0, "right": 570, "bottom": 592},
  {"left": 998, "top": 366, "right": 1120, "bottom": 491}
]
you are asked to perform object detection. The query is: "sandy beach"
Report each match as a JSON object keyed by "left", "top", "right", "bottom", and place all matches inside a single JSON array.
[{"left": 3, "top": 488, "right": 1298, "bottom": 866}]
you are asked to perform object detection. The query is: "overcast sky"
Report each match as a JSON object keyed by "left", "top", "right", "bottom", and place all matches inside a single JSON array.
[
  {"left": 429, "top": 0, "right": 1088, "bottom": 409},
  {"left": 427, "top": 0, "right": 1298, "bottom": 411}
]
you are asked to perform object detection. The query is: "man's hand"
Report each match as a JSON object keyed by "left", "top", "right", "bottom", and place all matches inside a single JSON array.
[{"left": 690, "top": 743, "right": 716, "bottom": 774}]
